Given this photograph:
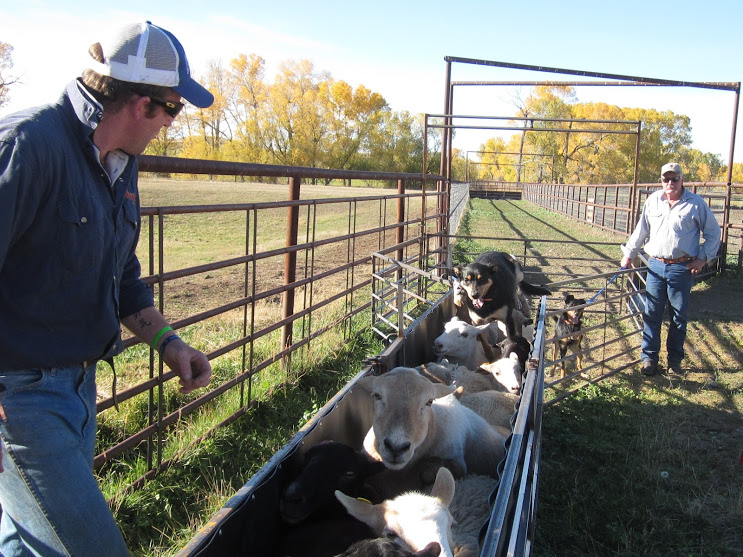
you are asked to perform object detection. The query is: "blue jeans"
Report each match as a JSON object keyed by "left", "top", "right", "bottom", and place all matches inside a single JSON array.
[
  {"left": 642, "top": 257, "right": 693, "bottom": 367},
  {"left": 0, "top": 365, "right": 129, "bottom": 556}
]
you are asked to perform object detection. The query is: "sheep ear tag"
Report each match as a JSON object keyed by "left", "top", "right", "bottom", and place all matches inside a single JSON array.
[{"left": 356, "top": 497, "right": 372, "bottom": 504}]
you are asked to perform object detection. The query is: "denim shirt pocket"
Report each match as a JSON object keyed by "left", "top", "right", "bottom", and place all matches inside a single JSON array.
[
  {"left": 117, "top": 198, "right": 139, "bottom": 264},
  {"left": 57, "top": 199, "right": 106, "bottom": 277}
]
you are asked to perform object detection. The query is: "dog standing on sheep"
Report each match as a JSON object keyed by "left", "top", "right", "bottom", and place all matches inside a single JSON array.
[{"left": 452, "top": 251, "right": 550, "bottom": 337}]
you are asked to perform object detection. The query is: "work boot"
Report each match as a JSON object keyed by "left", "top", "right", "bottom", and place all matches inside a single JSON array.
[
  {"left": 641, "top": 361, "right": 657, "bottom": 376},
  {"left": 667, "top": 363, "right": 683, "bottom": 376}
]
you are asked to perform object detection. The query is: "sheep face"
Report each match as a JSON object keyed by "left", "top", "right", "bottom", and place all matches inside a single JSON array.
[
  {"left": 336, "top": 467, "right": 456, "bottom": 557},
  {"left": 362, "top": 368, "right": 455, "bottom": 470},
  {"left": 432, "top": 317, "right": 498, "bottom": 368},
  {"left": 480, "top": 352, "right": 522, "bottom": 395}
]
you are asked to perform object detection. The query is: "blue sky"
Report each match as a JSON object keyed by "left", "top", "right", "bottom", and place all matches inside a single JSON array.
[{"left": 3, "top": 0, "right": 742, "bottom": 162}]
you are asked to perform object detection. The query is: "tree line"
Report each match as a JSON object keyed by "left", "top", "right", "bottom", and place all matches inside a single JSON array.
[
  {"left": 468, "top": 86, "right": 742, "bottom": 184},
  {"left": 1, "top": 43, "right": 740, "bottom": 184}
]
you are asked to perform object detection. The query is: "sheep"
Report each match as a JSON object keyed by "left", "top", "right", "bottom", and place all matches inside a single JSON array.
[
  {"left": 336, "top": 467, "right": 498, "bottom": 557},
  {"left": 280, "top": 439, "right": 463, "bottom": 516},
  {"left": 280, "top": 441, "right": 388, "bottom": 524},
  {"left": 458, "top": 389, "right": 519, "bottom": 433},
  {"left": 416, "top": 360, "right": 500, "bottom": 394},
  {"left": 498, "top": 335, "right": 531, "bottom": 371},
  {"left": 479, "top": 352, "right": 522, "bottom": 395},
  {"left": 335, "top": 539, "right": 441, "bottom": 557},
  {"left": 432, "top": 317, "right": 503, "bottom": 370},
  {"left": 275, "top": 441, "right": 388, "bottom": 557},
  {"left": 360, "top": 367, "right": 506, "bottom": 479}
]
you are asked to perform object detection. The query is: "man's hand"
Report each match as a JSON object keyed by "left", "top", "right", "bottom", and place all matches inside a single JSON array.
[
  {"left": 620, "top": 255, "right": 633, "bottom": 269},
  {"left": 687, "top": 258, "right": 706, "bottom": 276},
  {"left": 161, "top": 338, "right": 212, "bottom": 394}
]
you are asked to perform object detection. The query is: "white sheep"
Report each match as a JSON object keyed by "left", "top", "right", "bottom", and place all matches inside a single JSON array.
[
  {"left": 479, "top": 352, "right": 522, "bottom": 395},
  {"left": 336, "top": 467, "right": 497, "bottom": 557},
  {"left": 416, "top": 360, "right": 500, "bottom": 395},
  {"left": 361, "top": 367, "right": 506, "bottom": 478},
  {"left": 432, "top": 317, "right": 503, "bottom": 370},
  {"left": 458, "top": 389, "right": 519, "bottom": 433}
]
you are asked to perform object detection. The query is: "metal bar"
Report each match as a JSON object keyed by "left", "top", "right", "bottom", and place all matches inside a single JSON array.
[
  {"left": 427, "top": 113, "right": 641, "bottom": 125},
  {"left": 443, "top": 56, "right": 740, "bottom": 91},
  {"left": 281, "top": 177, "right": 301, "bottom": 374},
  {"left": 138, "top": 154, "right": 443, "bottom": 182},
  {"left": 451, "top": 79, "right": 740, "bottom": 88}
]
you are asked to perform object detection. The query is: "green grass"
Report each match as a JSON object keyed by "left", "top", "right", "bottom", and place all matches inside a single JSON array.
[
  {"left": 462, "top": 197, "right": 743, "bottom": 557},
  {"left": 537, "top": 379, "right": 743, "bottom": 556}
]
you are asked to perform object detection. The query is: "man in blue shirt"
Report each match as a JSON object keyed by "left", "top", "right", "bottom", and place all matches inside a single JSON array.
[
  {"left": 0, "top": 22, "right": 213, "bottom": 555},
  {"left": 621, "top": 162, "right": 721, "bottom": 377}
]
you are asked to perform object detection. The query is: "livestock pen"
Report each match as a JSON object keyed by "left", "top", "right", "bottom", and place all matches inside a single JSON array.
[
  {"left": 97, "top": 160, "right": 740, "bottom": 555},
  {"left": 98, "top": 55, "right": 742, "bottom": 555}
]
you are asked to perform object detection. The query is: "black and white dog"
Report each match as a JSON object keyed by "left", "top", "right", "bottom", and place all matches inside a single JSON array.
[{"left": 452, "top": 251, "right": 551, "bottom": 337}]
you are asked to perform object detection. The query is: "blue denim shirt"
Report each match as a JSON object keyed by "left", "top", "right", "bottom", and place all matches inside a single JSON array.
[
  {"left": 622, "top": 188, "right": 721, "bottom": 263},
  {"left": 0, "top": 80, "right": 154, "bottom": 370}
]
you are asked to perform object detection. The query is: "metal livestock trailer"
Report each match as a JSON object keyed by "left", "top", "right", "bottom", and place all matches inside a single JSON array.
[{"left": 175, "top": 289, "right": 548, "bottom": 557}]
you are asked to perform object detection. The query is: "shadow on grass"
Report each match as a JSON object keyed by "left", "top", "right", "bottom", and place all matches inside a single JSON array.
[{"left": 536, "top": 380, "right": 743, "bottom": 557}]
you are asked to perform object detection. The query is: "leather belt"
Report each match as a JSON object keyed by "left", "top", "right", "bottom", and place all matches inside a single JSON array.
[{"left": 653, "top": 255, "right": 694, "bottom": 264}]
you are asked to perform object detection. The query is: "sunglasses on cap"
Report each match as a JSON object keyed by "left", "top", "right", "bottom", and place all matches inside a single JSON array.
[
  {"left": 132, "top": 89, "right": 185, "bottom": 118},
  {"left": 660, "top": 176, "right": 681, "bottom": 183}
]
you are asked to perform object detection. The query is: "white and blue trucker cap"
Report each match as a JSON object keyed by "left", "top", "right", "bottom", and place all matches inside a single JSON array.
[{"left": 87, "top": 21, "right": 214, "bottom": 108}]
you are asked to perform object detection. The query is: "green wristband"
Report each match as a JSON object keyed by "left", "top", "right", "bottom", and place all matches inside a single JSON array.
[{"left": 151, "top": 326, "right": 173, "bottom": 349}]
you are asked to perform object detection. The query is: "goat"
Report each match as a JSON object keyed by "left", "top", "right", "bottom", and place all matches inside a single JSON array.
[
  {"left": 360, "top": 367, "right": 506, "bottom": 478},
  {"left": 337, "top": 467, "right": 497, "bottom": 557},
  {"left": 335, "top": 539, "right": 441, "bottom": 557}
]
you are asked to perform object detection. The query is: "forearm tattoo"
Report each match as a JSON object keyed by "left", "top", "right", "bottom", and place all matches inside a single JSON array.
[{"left": 134, "top": 311, "right": 152, "bottom": 331}]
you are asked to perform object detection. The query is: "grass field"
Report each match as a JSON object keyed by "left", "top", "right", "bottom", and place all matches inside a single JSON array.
[{"left": 110, "top": 186, "right": 742, "bottom": 556}]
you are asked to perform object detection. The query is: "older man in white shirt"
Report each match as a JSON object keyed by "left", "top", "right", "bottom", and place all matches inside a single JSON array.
[{"left": 621, "top": 162, "right": 721, "bottom": 376}]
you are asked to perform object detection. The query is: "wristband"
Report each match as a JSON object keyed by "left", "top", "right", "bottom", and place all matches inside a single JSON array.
[
  {"left": 151, "top": 326, "right": 173, "bottom": 349},
  {"left": 157, "top": 334, "right": 180, "bottom": 356}
]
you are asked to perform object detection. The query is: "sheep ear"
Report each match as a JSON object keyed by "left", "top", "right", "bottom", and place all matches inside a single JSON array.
[
  {"left": 433, "top": 383, "right": 457, "bottom": 399},
  {"left": 335, "top": 490, "right": 385, "bottom": 533},
  {"left": 429, "top": 467, "right": 455, "bottom": 507},
  {"left": 358, "top": 374, "right": 376, "bottom": 393}
]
